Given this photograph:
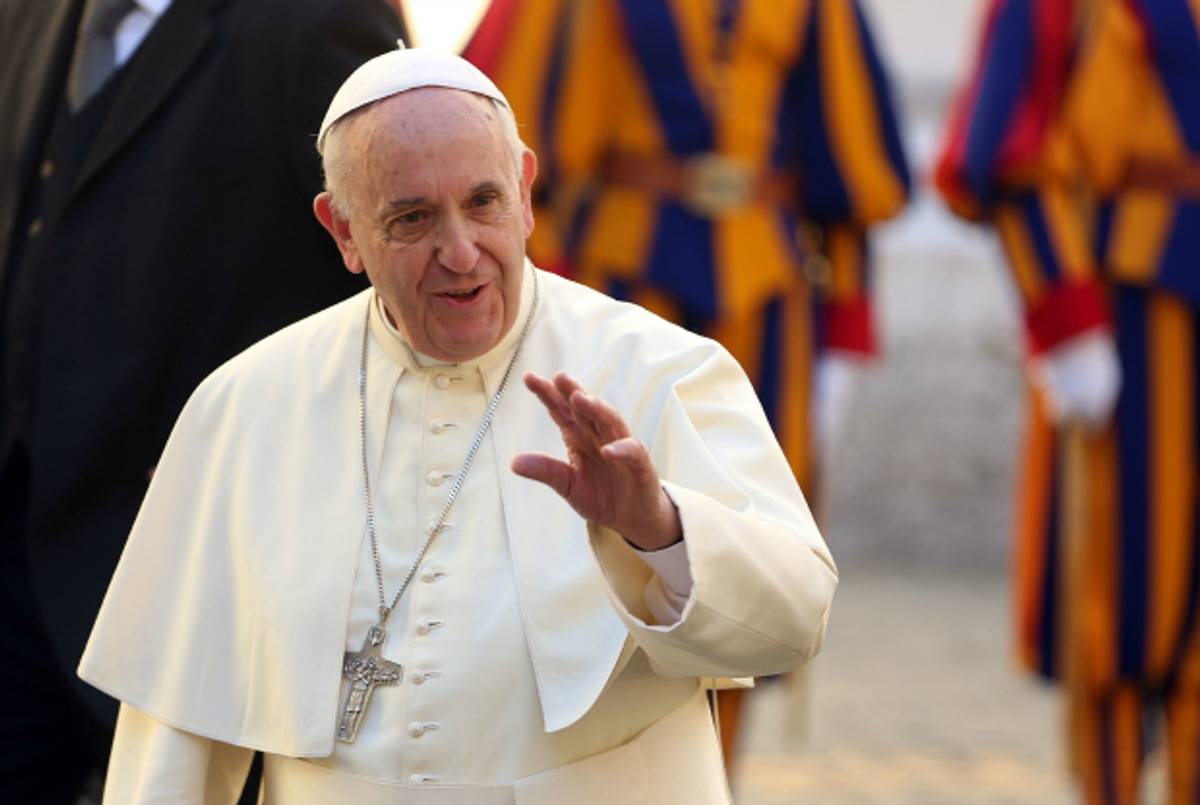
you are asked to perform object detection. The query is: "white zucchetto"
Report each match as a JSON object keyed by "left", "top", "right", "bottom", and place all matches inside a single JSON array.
[{"left": 317, "top": 42, "right": 511, "bottom": 153}]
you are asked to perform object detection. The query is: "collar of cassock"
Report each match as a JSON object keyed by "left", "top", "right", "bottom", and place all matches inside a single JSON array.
[{"left": 369, "top": 258, "right": 536, "bottom": 375}]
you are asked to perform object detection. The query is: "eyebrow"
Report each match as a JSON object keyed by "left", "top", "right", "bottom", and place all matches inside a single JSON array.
[
  {"left": 470, "top": 180, "right": 504, "bottom": 196},
  {"left": 381, "top": 197, "right": 425, "bottom": 215}
]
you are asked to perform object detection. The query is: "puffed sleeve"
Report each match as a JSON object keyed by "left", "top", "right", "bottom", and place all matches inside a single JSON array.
[{"left": 590, "top": 346, "right": 838, "bottom": 678}]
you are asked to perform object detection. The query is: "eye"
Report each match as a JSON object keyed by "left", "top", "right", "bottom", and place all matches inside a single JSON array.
[
  {"left": 471, "top": 192, "right": 499, "bottom": 209},
  {"left": 385, "top": 209, "right": 428, "bottom": 237}
]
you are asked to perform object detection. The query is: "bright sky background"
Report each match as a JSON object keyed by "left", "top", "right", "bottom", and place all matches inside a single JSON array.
[{"left": 400, "top": 0, "right": 490, "bottom": 52}]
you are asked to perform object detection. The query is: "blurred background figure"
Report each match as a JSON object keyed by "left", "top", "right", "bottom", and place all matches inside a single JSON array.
[
  {"left": 462, "top": 0, "right": 910, "bottom": 768},
  {"left": 937, "top": 0, "right": 1200, "bottom": 802},
  {"left": 0, "top": 0, "right": 404, "bottom": 801}
]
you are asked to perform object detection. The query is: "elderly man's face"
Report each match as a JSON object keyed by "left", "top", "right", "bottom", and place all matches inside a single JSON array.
[{"left": 315, "top": 89, "right": 535, "bottom": 362}]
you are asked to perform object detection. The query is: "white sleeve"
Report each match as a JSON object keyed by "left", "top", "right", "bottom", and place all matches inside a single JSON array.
[
  {"left": 103, "top": 703, "right": 255, "bottom": 805},
  {"left": 631, "top": 536, "right": 693, "bottom": 624},
  {"left": 590, "top": 344, "right": 837, "bottom": 679}
]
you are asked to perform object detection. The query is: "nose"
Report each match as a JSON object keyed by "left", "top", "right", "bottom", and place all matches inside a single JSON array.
[{"left": 434, "top": 212, "right": 480, "bottom": 274}]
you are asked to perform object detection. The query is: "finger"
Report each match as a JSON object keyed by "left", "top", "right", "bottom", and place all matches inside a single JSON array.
[
  {"left": 569, "top": 390, "right": 632, "bottom": 444},
  {"left": 552, "top": 373, "right": 630, "bottom": 441},
  {"left": 600, "top": 438, "right": 662, "bottom": 504},
  {"left": 567, "top": 391, "right": 608, "bottom": 447},
  {"left": 540, "top": 372, "right": 608, "bottom": 452},
  {"left": 552, "top": 372, "right": 587, "bottom": 404},
  {"left": 524, "top": 372, "right": 577, "bottom": 430},
  {"left": 511, "top": 452, "right": 574, "bottom": 499},
  {"left": 525, "top": 372, "right": 567, "bottom": 409},
  {"left": 549, "top": 371, "right": 622, "bottom": 444},
  {"left": 599, "top": 436, "right": 652, "bottom": 473}
]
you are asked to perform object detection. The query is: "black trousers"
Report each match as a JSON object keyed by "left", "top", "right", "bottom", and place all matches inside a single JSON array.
[{"left": 1, "top": 446, "right": 109, "bottom": 804}]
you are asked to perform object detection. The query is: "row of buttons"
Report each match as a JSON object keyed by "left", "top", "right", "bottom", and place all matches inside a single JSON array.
[{"left": 410, "top": 374, "right": 453, "bottom": 780}]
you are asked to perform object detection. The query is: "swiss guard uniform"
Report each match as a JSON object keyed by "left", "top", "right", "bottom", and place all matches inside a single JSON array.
[
  {"left": 937, "top": 0, "right": 1088, "bottom": 686},
  {"left": 937, "top": 1, "right": 1200, "bottom": 802},
  {"left": 465, "top": 0, "right": 910, "bottom": 764}
]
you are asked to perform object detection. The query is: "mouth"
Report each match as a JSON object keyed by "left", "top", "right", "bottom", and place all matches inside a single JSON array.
[{"left": 434, "top": 283, "right": 487, "bottom": 307}]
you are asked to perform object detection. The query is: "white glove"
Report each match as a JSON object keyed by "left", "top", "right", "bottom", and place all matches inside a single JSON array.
[
  {"left": 813, "top": 353, "right": 863, "bottom": 454},
  {"left": 1030, "top": 329, "right": 1122, "bottom": 429}
]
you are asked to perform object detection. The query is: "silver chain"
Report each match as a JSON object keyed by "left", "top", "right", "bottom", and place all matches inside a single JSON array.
[{"left": 358, "top": 272, "right": 539, "bottom": 624}]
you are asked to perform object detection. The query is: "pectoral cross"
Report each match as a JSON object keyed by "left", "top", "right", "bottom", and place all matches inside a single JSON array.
[{"left": 336, "top": 624, "right": 402, "bottom": 743}]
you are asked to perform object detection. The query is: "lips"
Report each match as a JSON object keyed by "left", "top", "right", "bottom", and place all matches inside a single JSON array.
[
  {"left": 441, "top": 286, "right": 481, "bottom": 299},
  {"left": 433, "top": 283, "right": 487, "bottom": 307}
]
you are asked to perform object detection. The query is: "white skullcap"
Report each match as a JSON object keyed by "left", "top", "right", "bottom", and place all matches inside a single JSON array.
[{"left": 317, "top": 42, "right": 510, "bottom": 154}]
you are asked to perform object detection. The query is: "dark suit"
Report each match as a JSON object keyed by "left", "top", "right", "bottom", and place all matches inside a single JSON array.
[{"left": 0, "top": 0, "right": 403, "bottom": 798}]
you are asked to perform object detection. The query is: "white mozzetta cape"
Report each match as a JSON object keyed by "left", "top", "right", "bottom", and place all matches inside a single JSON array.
[{"left": 79, "top": 269, "right": 836, "bottom": 758}]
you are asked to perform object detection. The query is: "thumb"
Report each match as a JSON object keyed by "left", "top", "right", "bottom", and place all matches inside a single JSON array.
[{"left": 511, "top": 453, "right": 573, "bottom": 499}]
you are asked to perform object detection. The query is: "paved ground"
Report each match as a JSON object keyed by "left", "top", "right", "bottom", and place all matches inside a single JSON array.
[{"left": 730, "top": 564, "right": 1168, "bottom": 805}]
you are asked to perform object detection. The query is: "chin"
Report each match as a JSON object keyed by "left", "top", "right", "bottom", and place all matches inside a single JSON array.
[{"left": 437, "top": 330, "right": 502, "bottom": 361}]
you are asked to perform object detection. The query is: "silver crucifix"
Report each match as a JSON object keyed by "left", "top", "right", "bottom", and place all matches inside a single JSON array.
[{"left": 336, "top": 624, "right": 402, "bottom": 743}]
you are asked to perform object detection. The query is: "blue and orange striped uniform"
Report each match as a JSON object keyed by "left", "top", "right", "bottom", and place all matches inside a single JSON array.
[
  {"left": 937, "top": 1, "right": 1200, "bottom": 802},
  {"left": 466, "top": 0, "right": 910, "bottom": 488}
]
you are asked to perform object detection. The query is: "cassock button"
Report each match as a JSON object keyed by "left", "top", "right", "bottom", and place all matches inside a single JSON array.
[
  {"left": 408, "top": 774, "right": 425, "bottom": 784},
  {"left": 40, "top": 159, "right": 55, "bottom": 179},
  {"left": 409, "top": 721, "right": 439, "bottom": 737},
  {"left": 411, "top": 670, "right": 426, "bottom": 684},
  {"left": 27, "top": 218, "right": 44, "bottom": 238},
  {"left": 434, "top": 374, "right": 451, "bottom": 389},
  {"left": 426, "top": 470, "right": 444, "bottom": 487}
]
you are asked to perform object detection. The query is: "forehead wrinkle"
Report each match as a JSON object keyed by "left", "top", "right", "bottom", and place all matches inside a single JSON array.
[{"left": 348, "top": 89, "right": 518, "bottom": 222}]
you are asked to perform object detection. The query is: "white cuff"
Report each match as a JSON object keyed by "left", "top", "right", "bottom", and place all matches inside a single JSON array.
[
  {"left": 632, "top": 540, "right": 694, "bottom": 597},
  {"left": 1031, "top": 329, "right": 1121, "bottom": 427}
]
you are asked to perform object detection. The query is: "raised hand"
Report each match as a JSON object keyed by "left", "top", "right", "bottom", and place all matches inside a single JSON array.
[{"left": 511, "top": 372, "right": 682, "bottom": 551}]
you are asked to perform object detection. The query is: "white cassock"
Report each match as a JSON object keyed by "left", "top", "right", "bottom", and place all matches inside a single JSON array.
[{"left": 79, "top": 263, "right": 837, "bottom": 804}]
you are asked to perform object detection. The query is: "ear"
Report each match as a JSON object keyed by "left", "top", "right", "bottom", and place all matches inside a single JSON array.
[
  {"left": 519, "top": 149, "right": 538, "bottom": 238},
  {"left": 313, "top": 192, "right": 365, "bottom": 274}
]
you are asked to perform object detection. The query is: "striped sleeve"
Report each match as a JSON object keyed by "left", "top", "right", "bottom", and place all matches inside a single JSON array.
[{"left": 936, "top": 0, "right": 1110, "bottom": 352}]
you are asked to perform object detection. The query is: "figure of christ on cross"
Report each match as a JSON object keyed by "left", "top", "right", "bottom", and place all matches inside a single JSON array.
[{"left": 337, "top": 625, "right": 403, "bottom": 743}]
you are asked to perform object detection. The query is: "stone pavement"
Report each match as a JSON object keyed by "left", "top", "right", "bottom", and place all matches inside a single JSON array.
[{"left": 730, "top": 564, "right": 1168, "bottom": 805}]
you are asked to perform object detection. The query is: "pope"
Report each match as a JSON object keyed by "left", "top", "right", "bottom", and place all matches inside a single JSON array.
[{"left": 77, "top": 47, "right": 836, "bottom": 803}]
